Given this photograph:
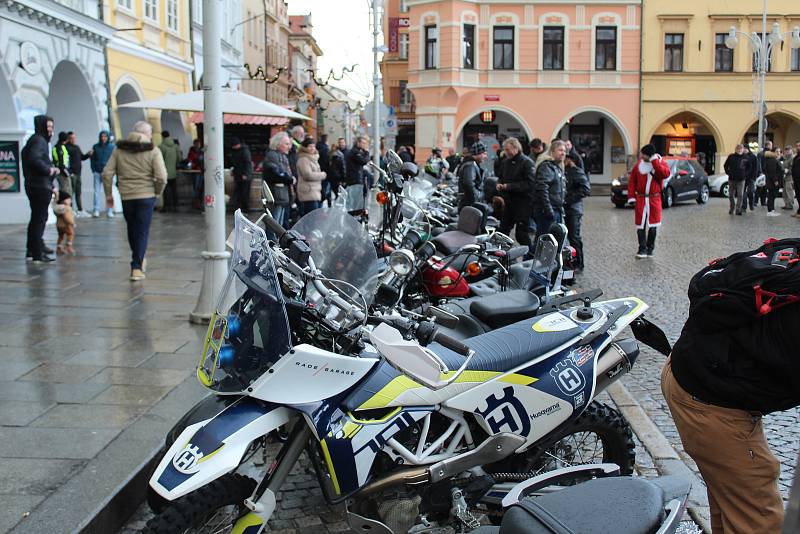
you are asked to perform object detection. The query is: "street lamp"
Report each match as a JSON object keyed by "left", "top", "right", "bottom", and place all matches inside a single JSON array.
[{"left": 726, "top": 10, "right": 800, "bottom": 153}]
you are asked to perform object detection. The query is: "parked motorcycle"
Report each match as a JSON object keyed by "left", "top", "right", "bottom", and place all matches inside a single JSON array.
[{"left": 144, "top": 205, "right": 669, "bottom": 533}]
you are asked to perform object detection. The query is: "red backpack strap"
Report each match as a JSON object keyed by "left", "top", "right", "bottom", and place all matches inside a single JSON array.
[{"left": 754, "top": 285, "right": 800, "bottom": 315}]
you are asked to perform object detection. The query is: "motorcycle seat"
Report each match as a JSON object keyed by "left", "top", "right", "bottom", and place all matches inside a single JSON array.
[
  {"left": 470, "top": 261, "right": 533, "bottom": 296},
  {"left": 432, "top": 206, "right": 483, "bottom": 255},
  {"left": 469, "top": 290, "right": 541, "bottom": 329},
  {"left": 475, "top": 476, "right": 668, "bottom": 534}
]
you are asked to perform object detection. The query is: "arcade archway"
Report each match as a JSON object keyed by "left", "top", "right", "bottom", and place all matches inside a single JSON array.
[
  {"left": 740, "top": 111, "right": 800, "bottom": 152},
  {"left": 648, "top": 111, "right": 722, "bottom": 175},
  {"left": 555, "top": 109, "right": 633, "bottom": 183},
  {"left": 116, "top": 83, "right": 146, "bottom": 138}
]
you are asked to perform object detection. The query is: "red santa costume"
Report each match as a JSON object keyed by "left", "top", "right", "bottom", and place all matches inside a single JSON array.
[{"left": 627, "top": 154, "right": 670, "bottom": 229}]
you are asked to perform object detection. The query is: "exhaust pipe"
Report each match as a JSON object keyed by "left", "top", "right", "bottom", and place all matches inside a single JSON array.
[{"left": 594, "top": 338, "right": 639, "bottom": 394}]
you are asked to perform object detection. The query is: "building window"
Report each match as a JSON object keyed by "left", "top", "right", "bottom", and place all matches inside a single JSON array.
[
  {"left": 493, "top": 26, "right": 514, "bottom": 70},
  {"left": 714, "top": 33, "right": 733, "bottom": 72},
  {"left": 664, "top": 33, "right": 684, "bottom": 72},
  {"left": 595, "top": 26, "right": 617, "bottom": 70},
  {"left": 425, "top": 25, "right": 438, "bottom": 69},
  {"left": 118, "top": 0, "right": 132, "bottom": 10},
  {"left": 399, "top": 33, "right": 409, "bottom": 60},
  {"left": 463, "top": 24, "right": 475, "bottom": 69},
  {"left": 752, "top": 50, "right": 773, "bottom": 72},
  {"left": 399, "top": 80, "right": 413, "bottom": 111},
  {"left": 543, "top": 26, "right": 565, "bottom": 70},
  {"left": 167, "top": 0, "right": 179, "bottom": 32},
  {"left": 144, "top": 0, "right": 158, "bottom": 21},
  {"left": 399, "top": 0, "right": 409, "bottom": 13},
  {"left": 793, "top": 48, "right": 800, "bottom": 71}
]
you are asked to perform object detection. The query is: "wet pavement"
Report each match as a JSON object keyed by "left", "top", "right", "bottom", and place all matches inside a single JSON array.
[{"left": 1, "top": 195, "right": 797, "bottom": 533}]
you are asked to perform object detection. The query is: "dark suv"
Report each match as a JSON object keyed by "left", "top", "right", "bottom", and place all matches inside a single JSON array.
[{"left": 611, "top": 157, "right": 711, "bottom": 209}]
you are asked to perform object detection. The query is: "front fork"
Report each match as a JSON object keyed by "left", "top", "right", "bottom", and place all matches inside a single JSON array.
[{"left": 232, "top": 423, "right": 312, "bottom": 534}]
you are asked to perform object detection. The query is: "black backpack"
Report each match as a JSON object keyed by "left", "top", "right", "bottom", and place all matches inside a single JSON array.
[{"left": 686, "top": 238, "right": 800, "bottom": 332}]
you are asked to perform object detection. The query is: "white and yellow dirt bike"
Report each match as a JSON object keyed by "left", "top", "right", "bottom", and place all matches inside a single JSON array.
[{"left": 145, "top": 208, "right": 670, "bottom": 533}]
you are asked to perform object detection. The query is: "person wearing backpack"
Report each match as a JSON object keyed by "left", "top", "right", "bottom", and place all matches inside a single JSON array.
[{"left": 661, "top": 239, "right": 800, "bottom": 533}]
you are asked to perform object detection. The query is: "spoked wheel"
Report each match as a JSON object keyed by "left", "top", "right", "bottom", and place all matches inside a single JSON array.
[{"left": 144, "top": 473, "right": 257, "bottom": 534}]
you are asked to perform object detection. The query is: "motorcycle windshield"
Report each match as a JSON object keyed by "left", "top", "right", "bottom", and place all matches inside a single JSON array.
[
  {"left": 528, "top": 235, "right": 558, "bottom": 288},
  {"left": 366, "top": 189, "right": 383, "bottom": 233},
  {"left": 292, "top": 207, "right": 380, "bottom": 306},
  {"left": 197, "top": 211, "right": 292, "bottom": 394}
]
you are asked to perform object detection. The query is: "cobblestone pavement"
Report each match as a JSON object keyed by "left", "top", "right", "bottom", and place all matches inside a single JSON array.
[{"left": 577, "top": 195, "right": 800, "bottom": 500}]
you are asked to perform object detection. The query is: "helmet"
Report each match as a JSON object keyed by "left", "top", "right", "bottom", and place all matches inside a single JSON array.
[{"left": 470, "top": 141, "right": 487, "bottom": 156}]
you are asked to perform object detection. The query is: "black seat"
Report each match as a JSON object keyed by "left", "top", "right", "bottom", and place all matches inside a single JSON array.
[
  {"left": 498, "top": 477, "right": 666, "bottom": 534},
  {"left": 469, "top": 290, "right": 541, "bottom": 329},
  {"left": 432, "top": 206, "right": 483, "bottom": 255},
  {"left": 470, "top": 261, "right": 533, "bottom": 296}
]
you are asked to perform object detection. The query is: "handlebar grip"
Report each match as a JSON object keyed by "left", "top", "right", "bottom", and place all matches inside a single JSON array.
[
  {"left": 263, "top": 213, "right": 286, "bottom": 239},
  {"left": 432, "top": 329, "right": 472, "bottom": 357}
]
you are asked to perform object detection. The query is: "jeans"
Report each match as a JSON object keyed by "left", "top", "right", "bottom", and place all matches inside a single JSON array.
[
  {"left": 122, "top": 197, "right": 156, "bottom": 270},
  {"left": 26, "top": 188, "right": 51, "bottom": 258},
  {"left": 92, "top": 172, "right": 104, "bottom": 213},
  {"left": 70, "top": 173, "right": 82, "bottom": 211},
  {"left": 271, "top": 204, "right": 289, "bottom": 229},
  {"left": 564, "top": 209, "right": 584, "bottom": 269},
  {"left": 731, "top": 180, "right": 746, "bottom": 214},
  {"left": 298, "top": 200, "right": 321, "bottom": 216},
  {"left": 533, "top": 210, "right": 563, "bottom": 240}
]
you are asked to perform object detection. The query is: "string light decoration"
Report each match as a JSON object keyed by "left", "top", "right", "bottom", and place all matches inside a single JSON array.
[
  {"left": 306, "top": 64, "right": 358, "bottom": 87},
  {"left": 243, "top": 63, "right": 286, "bottom": 84}
]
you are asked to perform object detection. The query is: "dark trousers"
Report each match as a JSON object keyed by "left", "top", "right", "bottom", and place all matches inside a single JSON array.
[
  {"left": 766, "top": 180, "right": 779, "bottom": 212},
  {"left": 744, "top": 178, "right": 756, "bottom": 210},
  {"left": 756, "top": 185, "right": 767, "bottom": 206},
  {"left": 163, "top": 179, "right": 178, "bottom": 210},
  {"left": 232, "top": 175, "right": 250, "bottom": 212},
  {"left": 795, "top": 178, "right": 800, "bottom": 214},
  {"left": 26, "top": 188, "right": 51, "bottom": 258},
  {"left": 70, "top": 173, "right": 82, "bottom": 211},
  {"left": 499, "top": 208, "right": 532, "bottom": 253},
  {"left": 298, "top": 200, "right": 321, "bottom": 216},
  {"left": 533, "top": 210, "right": 563, "bottom": 240},
  {"left": 565, "top": 209, "right": 584, "bottom": 269},
  {"left": 637, "top": 227, "right": 657, "bottom": 254},
  {"left": 122, "top": 197, "right": 156, "bottom": 270}
]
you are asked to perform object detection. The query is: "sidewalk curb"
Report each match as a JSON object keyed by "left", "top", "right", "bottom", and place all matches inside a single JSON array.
[{"left": 607, "top": 381, "right": 712, "bottom": 533}]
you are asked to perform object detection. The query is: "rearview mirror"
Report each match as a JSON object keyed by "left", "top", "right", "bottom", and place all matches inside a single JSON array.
[
  {"left": 427, "top": 306, "right": 459, "bottom": 329},
  {"left": 386, "top": 150, "right": 403, "bottom": 174},
  {"left": 261, "top": 181, "right": 274, "bottom": 207}
]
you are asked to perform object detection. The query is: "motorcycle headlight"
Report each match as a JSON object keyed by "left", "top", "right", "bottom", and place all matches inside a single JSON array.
[
  {"left": 389, "top": 249, "right": 415, "bottom": 276},
  {"left": 611, "top": 178, "right": 621, "bottom": 187}
]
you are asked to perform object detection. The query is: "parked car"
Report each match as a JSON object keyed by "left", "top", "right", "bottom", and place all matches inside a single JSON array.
[
  {"left": 610, "top": 157, "right": 710, "bottom": 209},
  {"left": 708, "top": 173, "right": 729, "bottom": 197}
]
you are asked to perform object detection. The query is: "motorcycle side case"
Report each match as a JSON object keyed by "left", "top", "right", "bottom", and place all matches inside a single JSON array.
[{"left": 150, "top": 397, "right": 290, "bottom": 501}]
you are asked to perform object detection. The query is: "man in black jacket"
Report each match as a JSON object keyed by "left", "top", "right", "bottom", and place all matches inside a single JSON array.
[
  {"left": 532, "top": 140, "right": 567, "bottom": 237},
  {"left": 457, "top": 141, "right": 487, "bottom": 212},
  {"left": 496, "top": 138, "right": 535, "bottom": 252},
  {"left": 723, "top": 144, "right": 747, "bottom": 215},
  {"left": 564, "top": 154, "right": 590, "bottom": 270},
  {"left": 344, "top": 136, "right": 371, "bottom": 214},
  {"left": 793, "top": 141, "right": 800, "bottom": 218},
  {"left": 663, "top": 299, "right": 800, "bottom": 533},
  {"left": 22, "top": 115, "right": 59, "bottom": 262},
  {"left": 230, "top": 137, "right": 253, "bottom": 213},
  {"left": 66, "top": 132, "right": 91, "bottom": 212}
]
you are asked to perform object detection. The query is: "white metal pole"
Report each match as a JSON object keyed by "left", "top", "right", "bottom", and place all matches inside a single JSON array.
[
  {"left": 372, "top": 0, "right": 381, "bottom": 168},
  {"left": 191, "top": 0, "right": 229, "bottom": 324},
  {"left": 758, "top": 0, "right": 767, "bottom": 152}
]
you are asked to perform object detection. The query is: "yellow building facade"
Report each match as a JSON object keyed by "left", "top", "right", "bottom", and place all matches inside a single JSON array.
[
  {"left": 641, "top": 0, "right": 800, "bottom": 175},
  {"left": 103, "top": 0, "right": 194, "bottom": 145}
]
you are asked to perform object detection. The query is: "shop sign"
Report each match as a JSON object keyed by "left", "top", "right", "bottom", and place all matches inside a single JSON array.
[
  {"left": 397, "top": 118, "right": 416, "bottom": 126},
  {"left": 0, "top": 141, "right": 20, "bottom": 193},
  {"left": 388, "top": 18, "right": 410, "bottom": 53},
  {"left": 484, "top": 95, "right": 500, "bottom": 102}
]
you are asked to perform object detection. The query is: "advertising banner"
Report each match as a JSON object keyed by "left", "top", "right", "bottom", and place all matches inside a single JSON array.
[{"left": 0, "top": 140, "right": 20, "bottom": 193}]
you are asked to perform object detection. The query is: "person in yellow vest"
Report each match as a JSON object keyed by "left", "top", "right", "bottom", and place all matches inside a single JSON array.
[{"left": 52, "top": 131, "right": 71, "bottom": 195}]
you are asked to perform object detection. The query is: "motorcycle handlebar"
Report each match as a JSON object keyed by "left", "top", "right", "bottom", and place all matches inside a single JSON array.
[
  {"left": 432, "top": 329, "right": 472, "bottom": 357},
  {"left": 262, "top": 212, "right": 287, "bottom": 239}
]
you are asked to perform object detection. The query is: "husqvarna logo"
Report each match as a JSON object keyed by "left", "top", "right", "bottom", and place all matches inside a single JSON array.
[
  {"left": 476, "top": 386, "right": 531, "bottom": 437},
  {"left": 172, "top": 444, "right": 204, "bottom": 474},
  {"left": 550, "top": 359, "right": 586, "bottom": 395}
]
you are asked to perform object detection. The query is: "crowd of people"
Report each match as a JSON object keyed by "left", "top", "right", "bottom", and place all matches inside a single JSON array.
[
  {"left": 454, "top": 136, "right": 590, "bottom": 270},
  {"left": 724, "top": 139, "right": 800, "bottom": 217}
]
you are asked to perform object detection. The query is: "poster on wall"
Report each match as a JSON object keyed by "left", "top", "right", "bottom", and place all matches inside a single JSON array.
[
  {"left": 610, "top": 146, "right": 626, "bottom": 164},
  {"left": 0, "top": 141, "right": 20, "bottom": 193}
]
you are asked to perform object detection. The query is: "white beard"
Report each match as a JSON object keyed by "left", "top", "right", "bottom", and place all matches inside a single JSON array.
[{"left": 638, "top": 160, "right": 653, "bottom": 175}]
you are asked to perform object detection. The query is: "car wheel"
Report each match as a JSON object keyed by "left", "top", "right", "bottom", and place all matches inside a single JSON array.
[
  {"left": 663, "top": 187, "right": 674, "bottom": 208},
  {"left": 720, "top": 182, "right": 729, "bottom": 198},
  {"left": 697, "top": 183, "right": 710, "bottom": 204}
]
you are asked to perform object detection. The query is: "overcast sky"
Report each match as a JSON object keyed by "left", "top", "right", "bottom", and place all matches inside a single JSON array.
[{"left": 288, "top": 0, "right": 382, "bottom": 103}]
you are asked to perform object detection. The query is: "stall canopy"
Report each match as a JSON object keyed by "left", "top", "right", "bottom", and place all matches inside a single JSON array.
[
  {"left": 188, "top": 112, "right": 288, "bottom": 125},
  {"left": 119, "top": 89, "right": 310, "bottom": 121}
]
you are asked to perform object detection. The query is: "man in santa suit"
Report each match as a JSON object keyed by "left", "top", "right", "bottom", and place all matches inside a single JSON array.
[{"left": 627, "top": 144, "right": 670, "bottom": 258}]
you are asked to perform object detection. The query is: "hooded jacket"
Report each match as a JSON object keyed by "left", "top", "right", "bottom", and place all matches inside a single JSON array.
[
  {"left": 158, "top": 137, "right": 182, "bottom": 180},
  {"left": 564, "top": 164, "right": 590, "bottom": 214},
  {"left": 345, "top": 146, "right": 370, "bottom": 186},
  {"left": 230, "top": 143, "right": 253, "bottom": 179},
  {"left": 21, "top": 115, "right": 55, "bottom": 192},
  {"left": 533, "top": 154, "right": 566, "bottom": 218},
  {"left": 102, "top": 132, "right": 167, "bottom": 201},
  {"left": 91, "top": 131, "right": 115, "bottom": 173},
  {"left": 499, "top": 152, "right": 535, "bottom": 219},
  {"left": 457, "top": 155, "right": 483, "bottom": 212},
  {"left": 296, "top": 147, "right": 326, "bottom": 202}
]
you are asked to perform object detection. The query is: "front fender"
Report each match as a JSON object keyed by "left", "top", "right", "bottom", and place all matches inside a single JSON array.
[{"left": 150, "top": 397, "right": 291, "bottom": 500}]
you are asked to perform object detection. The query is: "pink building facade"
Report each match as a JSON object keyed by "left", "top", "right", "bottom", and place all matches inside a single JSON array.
[{"left": 406, "top": 0, "right": 641, "bottom": 183}]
